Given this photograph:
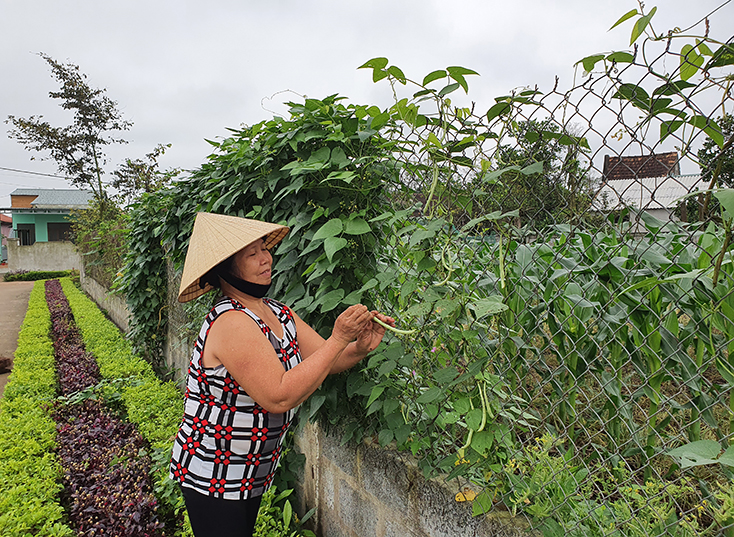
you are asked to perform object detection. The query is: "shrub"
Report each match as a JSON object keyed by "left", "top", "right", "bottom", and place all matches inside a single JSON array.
[{"left": 3, "top": 270, "right": 73, "bottom": 282}]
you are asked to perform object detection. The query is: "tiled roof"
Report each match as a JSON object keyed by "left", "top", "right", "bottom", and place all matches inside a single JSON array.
[
  {"left": 603, "top": 152, "right": 681, "bottom": 181},
  {"left": 10, "top": 188, "right": 94, "bottom": 208},
  {"left": 593, "top": 174, "right": 706, "bottom": 211},
  {"left": 0, "top": 214, "right": 11, "bottom": 224}
]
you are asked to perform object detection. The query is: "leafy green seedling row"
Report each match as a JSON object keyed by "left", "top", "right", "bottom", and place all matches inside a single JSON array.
[{"left": 0, "top": 281, "right": 74, "bottom": 537}]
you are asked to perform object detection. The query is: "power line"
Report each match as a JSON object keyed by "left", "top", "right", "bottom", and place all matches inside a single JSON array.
[{"left": 0, "top": 166, "right": 70, "bottom": 180}]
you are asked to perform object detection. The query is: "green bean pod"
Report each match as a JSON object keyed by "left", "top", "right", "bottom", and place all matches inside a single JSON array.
[{"left": 372, "top": 316, "right": 417, "bottom": 335}]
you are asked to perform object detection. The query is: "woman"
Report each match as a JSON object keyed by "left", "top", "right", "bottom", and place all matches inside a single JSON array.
[{"left": 170, "top": 212, "right": 394, "bottom": 537}]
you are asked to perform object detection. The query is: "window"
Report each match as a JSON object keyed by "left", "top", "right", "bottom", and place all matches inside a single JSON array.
[
  {"left": 48, "top": 222, "right": 72, "bottom": 242},
  {"left": 17, "top": 224, "right": 35, "bottom": 245}
]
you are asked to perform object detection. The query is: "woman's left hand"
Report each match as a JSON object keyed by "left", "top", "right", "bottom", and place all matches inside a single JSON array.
[{"left": 354, "top": 312, "right": 395, "bottom": 355}]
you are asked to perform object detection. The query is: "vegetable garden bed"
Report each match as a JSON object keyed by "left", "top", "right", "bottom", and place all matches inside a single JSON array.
[
  {"left": 0, "top": 278, "right": 314, "bottom": 537},
  {"left": 0, "top": 279, "right": 186, "bottom": 536}
]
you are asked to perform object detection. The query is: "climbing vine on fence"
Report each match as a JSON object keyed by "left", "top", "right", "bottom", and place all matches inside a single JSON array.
[{"left": 117, "top": 3, "right": 734, "bottom": 536}]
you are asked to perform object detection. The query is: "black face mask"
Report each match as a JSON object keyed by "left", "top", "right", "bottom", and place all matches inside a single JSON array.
[{"left": 219, "top": 271, "right": 271, "bottom": 299}]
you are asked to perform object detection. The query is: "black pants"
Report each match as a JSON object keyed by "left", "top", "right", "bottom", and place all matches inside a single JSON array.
[{"left": 181, "top": 486, "right": 263, "bottom": 537}]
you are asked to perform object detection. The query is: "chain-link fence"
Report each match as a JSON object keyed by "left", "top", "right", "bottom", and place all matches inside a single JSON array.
[
  {"left": 107, "top": 9, "right": 734, "bottom": 535},
  {"left": 353, "top": 19, "right": 734, "bottom": 537}
]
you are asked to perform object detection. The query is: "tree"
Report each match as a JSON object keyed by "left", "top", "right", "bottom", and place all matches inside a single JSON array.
[
  {"left": 111, "top": 143, "right": 180, "bottom": 206},
  {"left": 6, "top": 53, "right": 132, "bottom": 213},
  {"left": 485, "top": 119, "right": 593, "bottom": 228}
]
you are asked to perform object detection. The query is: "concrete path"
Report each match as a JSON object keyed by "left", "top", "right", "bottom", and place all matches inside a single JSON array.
[{"left": 0, "top": 281, "right": 35, "bottom": 399}]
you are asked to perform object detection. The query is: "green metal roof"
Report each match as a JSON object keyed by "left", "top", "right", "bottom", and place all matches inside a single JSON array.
[{"left": 10, "top": 188, "right": 94, "bottom": 208}]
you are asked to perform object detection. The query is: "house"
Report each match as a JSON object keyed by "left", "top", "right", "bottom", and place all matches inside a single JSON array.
[
  {"left": 1, "top": 214, "right": 11, "bottom": 264},
  {"left": 593, "top": 152, "right": 706, "bottom": 223},
  {"left": 594, "top": 173, "right": 708, "bottom": 222},
  {"left": 602, "top": 151, "right": 681, "bottom": 181},
  {"left": 1, "top": 188, "right": 93, "bottom": 272},
  {"left": 6, "top": 188, "right": 94, "bottom": 245}
]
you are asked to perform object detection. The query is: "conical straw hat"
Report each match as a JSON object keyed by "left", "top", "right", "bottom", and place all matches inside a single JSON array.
[{"left": 177, "top": 212, "right": 289, "bottom": 303}]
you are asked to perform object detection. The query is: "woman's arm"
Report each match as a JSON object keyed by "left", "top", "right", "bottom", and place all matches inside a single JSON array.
[{"left": 206, "top": 304, "right": 373, "bottom": 413}]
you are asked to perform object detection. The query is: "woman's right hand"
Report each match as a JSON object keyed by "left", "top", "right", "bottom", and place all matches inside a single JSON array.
[{"left": 331, "top": 304, "right": 374, "bottom": 345}]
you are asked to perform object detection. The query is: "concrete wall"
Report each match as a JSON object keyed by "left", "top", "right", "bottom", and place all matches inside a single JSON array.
[
  {"left": 7, "top": 237, "right": 82, "bottom": 272},
  {"left": 294, "top": 421, "right": 529, "bottom": 537},
  {"left": 165, "top": 260, "right": 195, "bottom": 382},
  {"left": 79, "top": 265, "right": 130, "bottom": 333}
]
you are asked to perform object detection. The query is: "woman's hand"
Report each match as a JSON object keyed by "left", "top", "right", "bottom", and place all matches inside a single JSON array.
[
  {"left": 331, "top": 304, "right": 375, "bottom": 345},
  {"left": 354, "top": 311, "right": 395, "bottom": 355}
]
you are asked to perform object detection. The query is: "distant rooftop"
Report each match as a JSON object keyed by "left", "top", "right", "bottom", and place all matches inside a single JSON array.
[
  {"left": 593, "top": 174, "right": 706, "bottom": 211},
  {"left": 603, "top": 152, "right": 681, "bottom": 181},
  {"left": 10, "top": 188, "right": 94, "bottom": 208}
]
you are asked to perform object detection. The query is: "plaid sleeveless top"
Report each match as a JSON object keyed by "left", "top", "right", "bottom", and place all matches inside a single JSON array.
[{"left": 170, "top": 297, "right": 302, "bottom": 500}]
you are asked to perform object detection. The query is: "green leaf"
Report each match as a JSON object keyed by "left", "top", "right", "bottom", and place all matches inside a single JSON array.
[
  {"left": 283, "top": 500, "right": 292, "bottom": 529},
  {"left": 423, "top": 70, "right": 447, "bottom": 86},
  {"left": 329, "top": 147, "right": 350, "bottom": 168},
  {"left": 324, "top": 236, "right": 348, "bottom": 262},
  {"left": 416, "top": 386, "right": 443, "bottom": 404},
  {"left": 312, "top": 218, "right": 343, "bottom": 240},
  {"left": 680, "top": 44, "right": 704, "bottom": 81},
  {"left": 667, "top": 440, "right": 721, "bottom": 468},
  {"left": 378, "top": 428, "right": 394, "bottom": 446},
  {"left": 688, "top": 116, "right": 724, "bottom": 147},
  {"left": 344, "top": 218, "right": 371, "bottom": 235},
  {"left": 486, "top": 102, "right": 511, "bottom": 122},
  {"left": 714, "top": 189, "right": 734, "bottom": 220},
  {"left": 366, "top": 385, "right": 385, "bottom": 407},
  {"left": 521, "top": 161, "right": 544, "bottom": 175},
  {"left": 606, "top": 51, "right": 635, "bottom": 63},
  {"left": 471, "top": 430, "right": 494, "bottom": 455},
  {"left": 472, "top": 490, "right": 494, "bottom": 517},
  {"left": 433, "top": 366, "right": 459, "bottom": 385},
  {"left": 469, "top": 296, "right": 508, "bottom": 318},
  {"left": 377, "top": 359, "right": 396, "bottom": 378},
  {"left": 319, "top": 289, "right": 345, "bottom": 312},
  {"left": 370, "top": 112, "right": 391, "bottom": 130},
  {"left": 307, "top": 394, "right": 326, "bottom": 420},
  {"left": 706, "top": 43, "right": 734, "bottom": 69},
  {"left": 466, "top": 408, "right": 484, "bottom": 430},
  {"left": 630, "top": 7, "right": 656, "bottom": 46},
  {"left": 660, "top": 120, "right": 685, "bottom": 141},
  {"left": 447, "top": 65, "right": 479, "bottom": 77},
  {"left": 447, "top": 66, "right": 478, "bottom": 93},
  {"left": 321, "top": 171, "right": 356, "bottom": 184},
  {"left": 613, "top": 83, "right": 650, "bottom": 110},
  {"left": 652, "top": 80, "right": 696, "bottom": 96},
  {"left": 387, "top": 65, "right": 406, "bottom": 84},
  {"left": 358, "top": 57, "right": 389, "bottom": 70},
  {"left": 438, "top": 83, "right": 461, "bottom": 97},
  {"left": 609, "top": 8, "right": 639, "bottom": 31},
  {"left": 719, "top": 446, "right": 734, "bottom": 467},
  {"left": 425, "top": 132, "right": 442, "bottom": 147},
  {"left": 579, "top": 54, "right": 605, "bottom": 72},
  {"left": 697, "top": 40, "right": 714, "bottom": 57}
]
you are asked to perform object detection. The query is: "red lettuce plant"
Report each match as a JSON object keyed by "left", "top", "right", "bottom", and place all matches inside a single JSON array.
[
  {"left": 45, "top": 280, "right": 162, "bottom": 536},
  {"left": 45, "top": 280, "right": 100, "bottom": 394}
]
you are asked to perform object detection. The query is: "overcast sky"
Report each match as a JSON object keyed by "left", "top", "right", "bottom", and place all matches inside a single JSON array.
[{"left": 1, "top": 0, "right": 731, "bottom": 210}]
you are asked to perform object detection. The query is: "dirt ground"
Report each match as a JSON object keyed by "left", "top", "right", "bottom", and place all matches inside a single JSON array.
[{"left": 0, "top": 280, "right": 35, "bottom": 399}]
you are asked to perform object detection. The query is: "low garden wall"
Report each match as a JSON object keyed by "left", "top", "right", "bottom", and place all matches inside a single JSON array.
[
  {"left": 294, "top": 421, "right": 528, "bottom": 537},
  {"left": 79, "top": 266, "right": 130, "bottom": 333},
  {"left": 6, "top": 238, "right": 82, "bottom": 272}
]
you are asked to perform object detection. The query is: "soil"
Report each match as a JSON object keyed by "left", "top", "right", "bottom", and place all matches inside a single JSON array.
[{"left": 0, "top": 281, "right": 35, "bottom": 398}]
